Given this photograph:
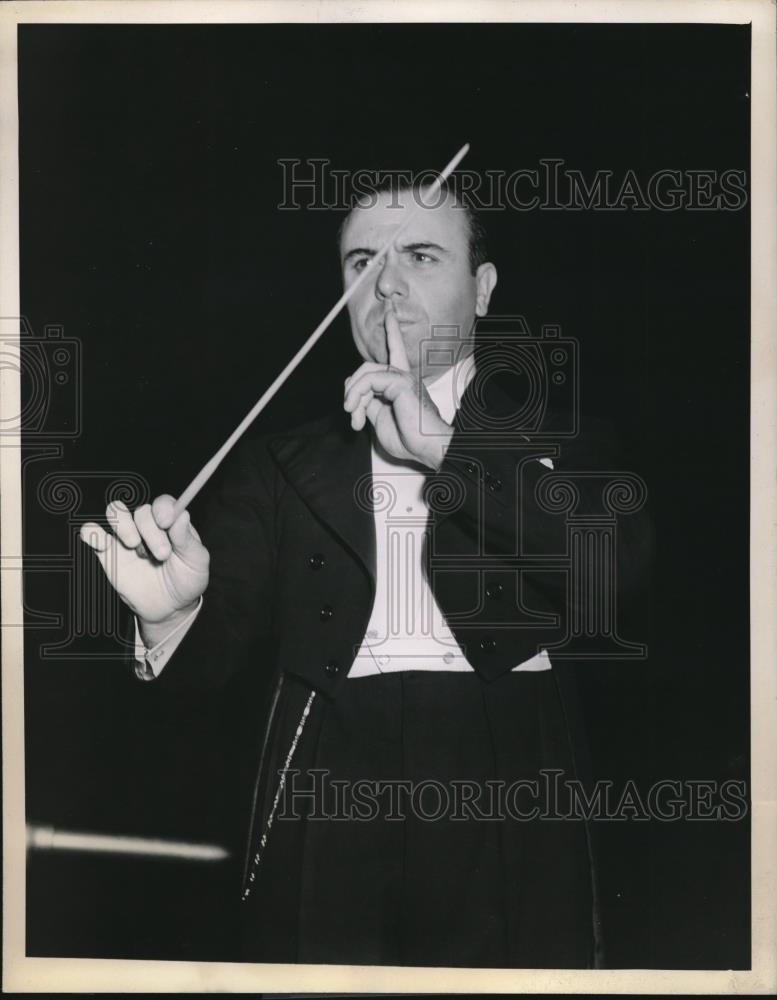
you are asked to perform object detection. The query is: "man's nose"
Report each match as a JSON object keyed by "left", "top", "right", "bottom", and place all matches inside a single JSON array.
[{"left": 375, "top": 255, "right": 407, "bottom": 300}]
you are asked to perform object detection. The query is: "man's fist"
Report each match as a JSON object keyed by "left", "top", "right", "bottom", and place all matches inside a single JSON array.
[{"left": 80, "top": 494, "right": 210, "bottom": 641}]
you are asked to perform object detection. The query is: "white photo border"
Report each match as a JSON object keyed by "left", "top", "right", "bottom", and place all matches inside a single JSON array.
[{"left": 2, "top": 0, "right": 775, "bottom": 993}]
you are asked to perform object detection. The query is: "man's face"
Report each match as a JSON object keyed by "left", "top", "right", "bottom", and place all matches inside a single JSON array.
[{"left": 340, "top": 189, "right": 497, "bottom": 383}]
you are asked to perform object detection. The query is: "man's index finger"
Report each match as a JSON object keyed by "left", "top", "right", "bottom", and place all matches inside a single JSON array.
[{"left": 385, "top": 311, "right": 410, "bottom": 372}]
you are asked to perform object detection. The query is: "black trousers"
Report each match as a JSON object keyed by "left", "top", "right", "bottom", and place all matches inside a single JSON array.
[{"left": 241, "top": 669, "right": 595, "bottom": 968}]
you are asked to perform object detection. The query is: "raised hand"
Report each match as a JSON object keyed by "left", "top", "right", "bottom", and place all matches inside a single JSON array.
[
  {"left": 80, "top": 494, "right": 210, "bottom": 637},
  {"left": 343, "top": 311, "right": 454, "bottom": 470}
]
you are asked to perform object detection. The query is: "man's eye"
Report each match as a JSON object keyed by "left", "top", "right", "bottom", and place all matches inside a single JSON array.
[
  {"left": 411, "top": 251, "right": 435, "bottom": 264},
  {"left": 352, "top": 257, "right": 371, "bottom": 272}
]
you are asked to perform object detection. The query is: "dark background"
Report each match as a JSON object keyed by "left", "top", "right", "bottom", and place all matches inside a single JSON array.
[{"left": 19, "top": 23, "right": 750, "bottom": 967}]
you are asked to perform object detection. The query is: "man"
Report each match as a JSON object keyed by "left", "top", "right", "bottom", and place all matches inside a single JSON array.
[{"left": 81, "top": 181, "right": 650, "bottom": 968}]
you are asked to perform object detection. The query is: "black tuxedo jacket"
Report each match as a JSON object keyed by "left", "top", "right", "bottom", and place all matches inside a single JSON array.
[
  {"left": 145, "top": 374, "right": 652, "bottom": 934},
  {"left": 153, "top": 378, "right": 650, "bottom": 691}
]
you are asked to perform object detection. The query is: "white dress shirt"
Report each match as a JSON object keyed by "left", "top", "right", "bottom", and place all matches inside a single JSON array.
[
  {"left": 347, "top": 353, "right": 550, "bottom": 677},
  {"left": 135, "top": 355, "right": 552, "bottom": 679}
]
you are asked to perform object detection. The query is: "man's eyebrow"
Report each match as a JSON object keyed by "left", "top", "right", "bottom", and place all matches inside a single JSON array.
[
  {"left": 342, "top": 246, "right": 377, "bottom": 264},
  {"left": 342, "top": 241, "right": 449, "bottom": 264},
  {"left": 399, "top": 241, "right": 449, "bottom": 255}
]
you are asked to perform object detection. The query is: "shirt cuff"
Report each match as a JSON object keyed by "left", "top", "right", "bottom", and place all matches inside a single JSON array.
[{"left": 133, "top": 596, "right": 204, "bottom": 681}]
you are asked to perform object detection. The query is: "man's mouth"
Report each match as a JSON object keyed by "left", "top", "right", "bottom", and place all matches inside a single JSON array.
[{"left": 378, "top": 314, "right": 416, "bottom": 327}]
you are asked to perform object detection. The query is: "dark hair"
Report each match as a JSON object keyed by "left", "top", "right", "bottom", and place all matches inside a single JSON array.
[{"left": 337, "top": 177, "right": 488, "bottom": 276}]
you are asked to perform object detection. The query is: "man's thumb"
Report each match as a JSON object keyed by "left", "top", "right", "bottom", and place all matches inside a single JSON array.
[{"left": 167, "top": 508, "right": 201, "bottom": 554}]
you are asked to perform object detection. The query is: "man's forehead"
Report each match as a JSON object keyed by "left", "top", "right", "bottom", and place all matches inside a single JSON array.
[{"left": 341, "top": 190, "right": 468, "bottom": 250}]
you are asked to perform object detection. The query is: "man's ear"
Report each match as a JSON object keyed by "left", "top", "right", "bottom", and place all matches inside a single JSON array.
[{"left": 474, "top": 263, "right": 498, "bottom": 317}]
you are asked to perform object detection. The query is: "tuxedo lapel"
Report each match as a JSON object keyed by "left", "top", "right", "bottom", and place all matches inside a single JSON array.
[
  {"left": 269, "top": 417, "right": 376, "bottom": 586},
  {"left": 265, "top": 372, "right": 549, "bottom": 585}
]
